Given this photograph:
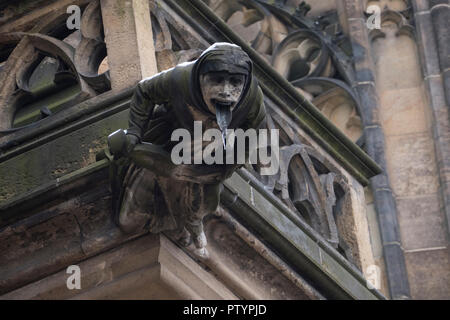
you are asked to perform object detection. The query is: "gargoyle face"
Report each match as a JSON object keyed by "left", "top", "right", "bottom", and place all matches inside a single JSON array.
[
  {"left": 200, "top": 71, "right": 246, "bottom": 141},
  {"left": 200, "top": 71, "right": 245, "bottom": 114}
]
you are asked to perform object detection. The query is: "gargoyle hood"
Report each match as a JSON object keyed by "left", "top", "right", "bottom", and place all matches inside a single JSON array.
[
  {"left": 191, "top": 42, "right": 253, "bottom": 144},
  {"left": 168, "top": 42, "right": 264, "bottom": 134},
  {"left": 191, "top": 42, "right": 253, "bottom": 115}
]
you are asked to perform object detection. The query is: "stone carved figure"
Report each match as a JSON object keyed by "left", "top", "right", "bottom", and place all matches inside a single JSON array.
[{"left": 108, "top": 43, "right": 266, "bottom": 257}]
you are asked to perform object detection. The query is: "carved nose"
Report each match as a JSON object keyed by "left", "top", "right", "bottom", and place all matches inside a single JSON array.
[
  {"left": 219, "top": 81, "right": 232, "bottom": 98},
  {"left": 219, "top": 88, "right": 231, "bottom": 98}
]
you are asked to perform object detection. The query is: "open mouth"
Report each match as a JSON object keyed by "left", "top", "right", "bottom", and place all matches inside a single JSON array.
[
  {"left": 212, "top": 99, "right": 234, "bottom": 148},
  {"left": 211, "top": 99, "right": 234, "bottom": 109}
]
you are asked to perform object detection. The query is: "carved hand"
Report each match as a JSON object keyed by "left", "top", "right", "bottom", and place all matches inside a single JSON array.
[{"left": 125, "top": 134, "right": 139, "bottom": 156}]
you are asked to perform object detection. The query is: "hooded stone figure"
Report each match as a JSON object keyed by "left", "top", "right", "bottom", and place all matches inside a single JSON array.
[{"left": 110, "top": 42, "right": 266, "bottom": 256}]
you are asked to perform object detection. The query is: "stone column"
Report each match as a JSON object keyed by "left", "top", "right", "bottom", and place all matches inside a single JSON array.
[
  {"left": 429, "top": 0, "right": 450, "bottom": 106},
  {"left": 413, "top": 0, "right": 450, "bottom": 250},
  {"left": 100, "top": 0, "right": 158, "bottom": 91},
  {"left": 338, "top": 0, "right": 411, "bottom": 299}
]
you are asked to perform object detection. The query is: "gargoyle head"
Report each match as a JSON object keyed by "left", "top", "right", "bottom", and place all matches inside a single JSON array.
[{"left": 196, "top": 43, "right": 252, "bottom": 143}]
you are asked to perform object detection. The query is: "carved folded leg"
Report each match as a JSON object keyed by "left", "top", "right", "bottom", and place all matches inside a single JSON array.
[
  {"left": 119, "top": 167, "right": 177, "bottom": 234},
  {"left": 182, "top": 183, "right": 222, "bottom": 258},
  {"left": 185, "top": 219, "right": 207, "bottom": 249},
  {"left": 170, "top": 226, "right": 192, "bottom": 247},
  {"left": 118, "top": 168, "right": 154, "bottom": 234},
  {"left": 185, "top": 220, "right": 208, "bottom": 258}
]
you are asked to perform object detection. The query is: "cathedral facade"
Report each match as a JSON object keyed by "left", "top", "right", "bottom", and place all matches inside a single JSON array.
[{"left": 0, "top": 0, "right": 448, "bottom": 300}]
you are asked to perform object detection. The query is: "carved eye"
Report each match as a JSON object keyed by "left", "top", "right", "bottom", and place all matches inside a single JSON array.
[
  {"left": 230, "top": 77, "right": 243, "bottom": 86},
  {"left": 211, "top": 75, "right": 224, "bottom": 84}
]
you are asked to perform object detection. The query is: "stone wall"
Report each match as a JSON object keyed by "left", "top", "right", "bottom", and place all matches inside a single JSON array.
[
  {"left": 372, "top": 14, "right": 449, "bottom": 299},
  {"left": 342, "top": 0, "right": 450, "bottom": 299},
  {"left": 0, "top": 0, "right": 393, "bottom": 300}
]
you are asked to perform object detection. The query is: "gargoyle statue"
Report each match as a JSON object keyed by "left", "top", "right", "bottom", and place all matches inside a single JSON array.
[{"left": 107, "top": 42, "right": 266, "bottom": 257}]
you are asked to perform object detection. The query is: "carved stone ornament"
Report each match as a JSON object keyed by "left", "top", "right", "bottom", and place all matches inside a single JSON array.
[
  {"left": 0, "top": 0, "right": 111, "bottom": 133},
  {"left": 107, "top": 42, "right": 267, "bottom": 258}
]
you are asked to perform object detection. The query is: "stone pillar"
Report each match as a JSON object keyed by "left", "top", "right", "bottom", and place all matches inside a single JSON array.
[
  {"left": 413, "top": 0, "right": 450, "bottom": 268},
  {"left": 429, "top": 0, "right": 450, "bottom": 107},
  {"left": 338, "top": 0, "right": 411, "bottom": 299},
  {"left": 100, "top": 0, "right": 158, "bottom": 91},
  {"left": 429, "top": 0, "right": 450, "bottom": 238}
]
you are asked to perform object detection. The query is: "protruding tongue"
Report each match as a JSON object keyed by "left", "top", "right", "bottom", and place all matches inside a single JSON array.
[{"left": 215, "top": 102, "right": 232, "bottom": 148}]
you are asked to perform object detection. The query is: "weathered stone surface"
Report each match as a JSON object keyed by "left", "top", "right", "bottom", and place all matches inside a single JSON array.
[
  {"left": 414, "top": 0, "right": 450, "bottom": 239},
  {"left": 442, "top": 180, "right": 450, "bottom": 234},
  {"left": 1, "top": 233, "right": 238, "bottom": 300},
  {"left": 348, "top": 18, "right": 374, "bottom": 72},
  {"left": 343, "top": 0, "right": 364, "bottom": 18},
  {"left": 205, "top": 217, "right": 315, "bottom": 300},
  {"left": 379, "top": 88, "right": 429, "bottom": 136},
  {"left": 0, "top": 177, "right": 134, "bottom": 295},
  {"left": 424, "top": 76, "right": 447, "bottom": 111},
  {"left": 370, "top": 172, "right": 391, "bottom": 189},
  {"left": 227, "top": 11, "right": 262, "bottom": 44},
  {"left": 373, "top": 27, "right": 423, "bottom": 91},
  {"left": 443, "top": 69, "right": 450, "bottom": 106},
  {"left": 374, "top": 256, "right": 390, "bottom": 298},
  {"left": 339, "top": 177, "right": 377, "bottom": 273},
  {"left": 341, "top": 0, "right": 410, "bottom": 298},
  {"left": 428, "top": 98, "right": 450, "bottom": 151},
  {"left": 405, "top": 248, "right": 450, "bottom": 300},
  {"left": 383, "top": 243, "right": 410, "bottom": 299},
  {"left": 412, "top": 0, "right": 430, "bottom": 12},
  {"left": 364, "top": 126, "right": 388, "bottom": 170},
  {"left": 0, "top": 164, "right": 325, "bottom": 299},
  {"left": 0, "top": 0, "right": 91, "bottom": 33},
  {"left": 430, "top": 5, "right": 450, "bottom": 72},
  {"left": 301, "top": 0, "right": 336, "bottom": 17},
  {"left": 364, "top": 198, "right": 383, "bottom": 259},
  {"left": 397, "top": 195, "right": 448, "bottom": 250},
  {"left": 385, "top": 134, "right": 439, "bottom": 197},
  {"left": 100, "top": 0, "right": 158, "bottom": 90},
  {"left": 224, "top": 172, "right": 383, "bottom": 300},
  {"left": 429, "top": 0, "right": 449, "bottom": 7},
  {"left": 354, "top": 83, "right": 381, "bottom": 126},
  {"left": 413, "top": 12, "right": 441, "bottom": 77},
  {"left": 0, "top": 37, "right": 36, "bottom": 130},
  {"left": 368, "top": 0, "right": 408, "bottom": 11},
  {"left": 0, "top": 110, "right": 127, "bottom": 204},
  {"left": 430, "top": 1, "right": 450, "bottom": 109},
  {"left": 372, "top": 188, "right": 401, "bottom": 244}
]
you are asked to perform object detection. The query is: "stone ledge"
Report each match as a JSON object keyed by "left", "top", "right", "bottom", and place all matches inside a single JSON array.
[
  {"left": 1, "top": 233, "right": 237, "bottom": 300},
  {"left": 222, "top": 170, "right": 385, "bottom": 300},
  {"left": 0, "top": 157, "right": 385, "bottom": 299}
]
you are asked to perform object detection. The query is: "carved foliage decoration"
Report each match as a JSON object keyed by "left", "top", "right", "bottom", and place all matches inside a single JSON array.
[
  {"left": 0, "top": 1, "right": 110, "bottom": 133},
  {"left": 203, "top": 0, "right": 364, "bottom": 143},
  {"left": 274, "top": 144, "right": 340, "bottom": 247},
  {"left": 247, "top": 111, "right": 356, "bottom": 263},
  {"left": 292, "top": 77, "right": 363, "bottom": 143},
  {"left": 150, "top": 1, "right": 207, "bottom": 71},
  {"left": 272, "top": 30, "right": 334, "bottom": 81}
]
